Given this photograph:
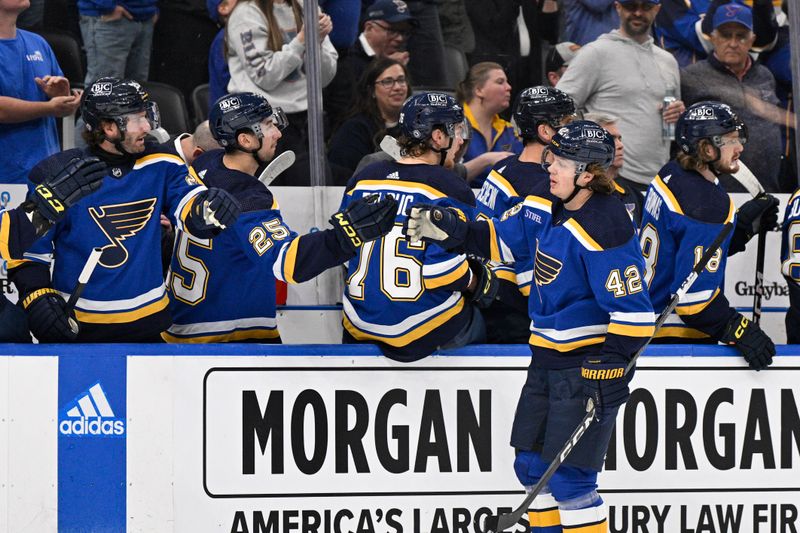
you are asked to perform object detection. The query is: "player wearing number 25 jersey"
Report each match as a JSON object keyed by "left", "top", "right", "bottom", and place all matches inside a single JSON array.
[
  {"left": 641, "top": 101, "right": 776, "bottom": 370},
  {"left": 164, "top": 93, "right": 397, "bottom": 343},
  {"left": 339, "top": 93, "right": 490, "bottom": 362}
]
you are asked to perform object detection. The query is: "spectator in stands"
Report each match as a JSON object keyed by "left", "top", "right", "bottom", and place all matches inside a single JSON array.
[
  {"left": 207, "top": 0, "right": 236, "bottom": 106},
  {"left": 654, "top": 0, "right": 777, "bottom": 68},
  {"left": 226, "top": 0, "right": 338, "bottom": 185},
  {"left": 318, "top": 0, "right": 360, "bottom": 51},
  {"left": 680, "top": 3, "right": 784, "bottom": 192},
  {"left": 0, "top": 0, "right": 81, "bottom": 184},
  {"left": 457, "top": 61, "right": 522, "bottom": 187},
  {"left": 324, "top": 0, "right": 415, "bottom": 131},
  {"left": 562, "top": 0, "right": 618, "bottom": 45},
  {"left": 557, "top": 0, "right": 685, "bottom": 192},
  {"left": 545, "top": 41, "right": 580, "bottom": 87},
  {"left": 584, "top": 112, "right": 643, "bottom": 224},
  {"left": 78, "top": 0, "right": 158, "bottom": 85},
  {"left": 465, "top": 0, "right": 559, "bottom": 96},
  {"left": 328, "top": 58, "right": 411, "bottom": 184}
]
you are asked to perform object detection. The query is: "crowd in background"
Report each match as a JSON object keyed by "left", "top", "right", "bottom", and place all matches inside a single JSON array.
[{"left": 2, "top": 0, "right": 794, "bottom": 193}]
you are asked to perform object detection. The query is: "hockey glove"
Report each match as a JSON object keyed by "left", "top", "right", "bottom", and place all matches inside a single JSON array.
[
  {"left": 331, "top": 193, "right": 398, "bottom": 254},
  {"left": 719, "top": 312, "right": 775, "bottom": 370},
  {"left": 403, "top": 204, "right": 468, "bottom": 250},
  {"left": 22, "top": 288, "right": 78, "bottom": 342},
  {"left": 729, "top": 194, "right": 779, "bottom": 254},
  {"left": 191, "top": 188, "right": 241, "bottom": 231},
  {"left": 466, "top": 258, "right": 499, "bottom": 308},
  {"left": 26, "top": 156, "right": 106, "bottom": 227},
  {"left": 581, "top": 354, "right": 631, "bottom": 421}
]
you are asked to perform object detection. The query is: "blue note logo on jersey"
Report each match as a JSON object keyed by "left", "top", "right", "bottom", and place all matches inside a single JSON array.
[
  {"left": 58, "top": 382, "right": 126, "bottom": 438},
  {"left": 89, "top": 198, "right": 157, "bottom": 268},
  {"left": 534, "top": 244, "right": 563, "bottom": 286}
]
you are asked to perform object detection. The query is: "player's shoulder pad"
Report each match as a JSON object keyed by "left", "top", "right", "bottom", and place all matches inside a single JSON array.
[
  {"left": 200, "top": 156, "right": 275, "bottom": 213},
  {"left": 28, "top": 148, "right": 88, "bottom": 185},
  {"left": 424, "top": 165, "right": 476, "bottom": 206},
  {"left": 571, "top": 194, "right": 636, "bottom": 250},
  {"left": 651, "top": 160, "right": 732, "bottom": 224}
]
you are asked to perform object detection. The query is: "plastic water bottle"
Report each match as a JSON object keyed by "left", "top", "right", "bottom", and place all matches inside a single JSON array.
[{"left": 662, "top": 87, "right": 677, "bottom": 141}]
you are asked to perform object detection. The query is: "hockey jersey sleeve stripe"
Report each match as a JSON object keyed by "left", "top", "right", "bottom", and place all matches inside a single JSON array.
[
  {"left": 652, "top": 175, "right": 684, "bottom": 215},
  {"left": 349, "top": 180, "right": 447, "bottom": 200},
  {"left": 0, "top": 211, "right": 10, "bottom": 261},
  {"left": 609, "top": 311, "right": 656, "bottom": 323},
  {"left": 162, "top": 328, "right": 280, "bottom": 343},
  {"left": 74, "top": 293, "right": 170, "bottom": 324},
  {"left": 175, "top": 187, "right": 207, "bottom": 230},
  {"left": 421, "top": 254, "right": 468, "bottom": 276},
  {"left": 486, "top": 169, "right": 518, "bottom": 198},
  {"left": 423, "top": 260, "right": 469, "bottom": 289},
  {"left": 487, "top": 219, "right": 502, "bottom": 262},
  {"left": 655, "top": 325, "right": 711, "bottom": 339},
  {"left": 724, "top": 198, "right": 736, "bottom": 224},
  {"left": 607, "top": 322, "right": 656, "bottom": 337},
  {"left": 523, "top": 195, "right": 553, "bottom": 213},
  {"left": 277, "top": 238, "right": 301, "bottom": 284},
  {"left": 60, "top": 284, "right": 166, "bottom": 311},
  {"left": 343, "top": 297, "right": 465, "bottom": 347},
  {"left": 520, "top": 285, "right": 531, "bottom": 296},
  {"left": 495, "top": 269, "right": 517, "bottom": 283},
  {"left": 167, "top": 316, "right": 278, "bottom": 335},
  {"left": 529, "top": 332, "right": 605, "bottom": 352},
  {"left": 563, "top": 219, "right": 603, "bottom": 251},
  {"left": 133, "top": 153, "right": 186, "bottom": 169},
  {"left": 676, "top": 288, "right": 720, "bottom": 315}
]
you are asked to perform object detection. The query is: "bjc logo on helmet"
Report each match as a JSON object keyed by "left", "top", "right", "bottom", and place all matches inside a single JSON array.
[
  {"left": 427, "top": 94, "right": 448, "bottom": 105},
  {"left": 689, "top": 108, "right": 716, "bottom": 120},
  {"left": 220, "top": 97, "right": 241, "bottom": 110}
]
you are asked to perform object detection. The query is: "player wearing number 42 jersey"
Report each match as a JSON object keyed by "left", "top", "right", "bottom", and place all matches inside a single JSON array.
[
  {"left": 164, "top": 93, "right": 396, "bottom": 343},
  {"left": 640, "top": 101, "right": 777, "bottom": 370},
  {"left": 339, "top": 92, "right": 496, "bottom": 362},
  {"left": 404, "top": 120, "right": 655, "bottom": 532}
]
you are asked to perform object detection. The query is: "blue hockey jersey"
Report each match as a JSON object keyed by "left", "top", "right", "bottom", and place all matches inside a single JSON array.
[
  {"left": 340, "top": 160, "right": 477, "bottom": 361},
  {"left": 11, "top": 146, "right": 206, "bottom": 338},
  {"left": 639, "top": 160, "right": 737, "bottom": 340},
  {"left": 781, "top": 188, "right": 800, "bottom": 283},
  {"left": 475, "top": 155, "right": 551, "bottom": 297},
  {"left": 164, "top": 150, "right": 352, "bottom": 343},
  {"left": 472, "top": 183, "right": 655, "bottom": 368},
  {"left": 0, "top": 206, "right": 36, "bottom": 261}
]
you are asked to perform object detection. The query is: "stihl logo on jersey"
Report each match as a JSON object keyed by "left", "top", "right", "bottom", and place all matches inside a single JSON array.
[
  {"left": 219, "top": 96, "right": 242, "bottom": 110},
  {"left": 59, "top": 383, "right": 125, "bottom": 438}
]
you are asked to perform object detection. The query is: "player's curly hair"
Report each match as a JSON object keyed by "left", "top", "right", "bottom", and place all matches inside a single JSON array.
[
  {"left": 584, "top": 163, "right": 615, "bottom": 194},
  {"left": 81, "top": 120, "right": 111, "bottom": 147},
  {"left": 676, "top": 139, "right": 715, "bottom": 172}
]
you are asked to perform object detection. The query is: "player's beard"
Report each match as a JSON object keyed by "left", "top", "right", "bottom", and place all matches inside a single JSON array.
[{"left": 712, "top": 158, "right": 739, "bottom": 175}]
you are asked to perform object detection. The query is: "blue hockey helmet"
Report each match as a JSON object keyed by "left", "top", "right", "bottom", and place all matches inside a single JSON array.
[
  {"left": 398, "top": 92, "right": 467, "bottom": 141},
  {"left": 547, "top": 120, "right": 615, "bottom": 170},
  {"left": 676, "top": 101, "right": 747, "bottom": 156},
  {"left": 81, "top": 77, "right": 160, "bottom": 133},
  {"left": 513, "top": 86, "right": 575, "bottom": 138},
  {"left": 209, "top": 92, "right": 288, "bottom": 149}
]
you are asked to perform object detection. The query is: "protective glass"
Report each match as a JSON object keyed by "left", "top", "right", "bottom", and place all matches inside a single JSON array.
[
  {"left": 445, "top": 118, "right": 470, "bottom": 141},
  {"left": 121, "top": 101, "right": 160, "bottom": 131}
]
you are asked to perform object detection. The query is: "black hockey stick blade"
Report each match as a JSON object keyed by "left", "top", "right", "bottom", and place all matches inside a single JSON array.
[
  {"left": 752, "top": 227, "right": 767, "bottom": 324},
  {"left": 482, "top": 221, "right": 734, "bottom": 532}
]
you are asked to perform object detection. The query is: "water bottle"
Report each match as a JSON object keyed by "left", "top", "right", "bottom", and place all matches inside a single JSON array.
[{"left": 662, "top": 87, "right": 677, "bottom": 141}]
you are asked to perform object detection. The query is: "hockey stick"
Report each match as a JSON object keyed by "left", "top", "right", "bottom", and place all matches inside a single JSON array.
[
  {"left": 730, "top": 162, "right": 767, "bottom": 325},
  {"left": 257, "top": 150, "right": 296, "bottom": 187},
  {"left": 379, "top": 135, "right": 402, "bottom": 161},
  {"left": 65, "top": 247, "right": 103, "bottom": 334},
  {"left": 482, "top": 221, "right": 734, "bottom": 533}
]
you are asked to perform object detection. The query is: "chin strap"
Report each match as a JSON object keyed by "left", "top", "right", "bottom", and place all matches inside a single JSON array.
[
  {"left": 562, "top": 163, "right": 589, "bottom": 205},
  {"left": 430, "top": 136, "right": 454, "bottom": 166}
]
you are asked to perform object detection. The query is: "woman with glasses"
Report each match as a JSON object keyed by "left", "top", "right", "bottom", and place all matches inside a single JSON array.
[
  {"left": 456, "top": 62, "right": 523, "bottom": 188},
  {"left": 226, "top": 0, "right": 338, "bottom": 185},
  {"left": 328, "top": 58, "right": 412, "bottom": 184}
]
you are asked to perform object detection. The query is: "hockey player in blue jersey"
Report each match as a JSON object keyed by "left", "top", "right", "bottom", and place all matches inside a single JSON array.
[
  {"left": 405, "top": 120, "right": 656, "bottom": 532},
  {"left": 0, "top": 157, "right": 107, "bottom": 341},
  {"left": 163, "top": 92, "right": 397, "bottom": 343},
  {"left": 474, "top": 86, "right": 576, "bottom": 343},
  {"left": 339, "top": 92, "right": 496, "bottom": 361},
  {"left": 8, "top": 77, "right": 242, "bottom": 343},
  {"left": 781, "top": 187, "right": 800, "bottom": 343},
  {"left": 640, "top": 101, "right": 777, "bottom": 369}
]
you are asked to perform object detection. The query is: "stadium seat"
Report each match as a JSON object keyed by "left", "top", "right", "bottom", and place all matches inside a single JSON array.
[
  {"left": 142, "top": 81, "right": 191, "bottom": 135},
  {"left": 191, "top": 83, "right": 210, "bottom": 126},
  {"left": 36, "top": 30, "right": 85, "bottom": 89}
]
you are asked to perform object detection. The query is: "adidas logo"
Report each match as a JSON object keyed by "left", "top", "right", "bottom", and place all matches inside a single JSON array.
[{"left": 59, "top": 382, "right": 125, "bottom": 437}]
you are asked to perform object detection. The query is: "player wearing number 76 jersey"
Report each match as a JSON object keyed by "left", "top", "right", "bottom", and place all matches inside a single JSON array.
[
  {"left": 640, "top": 101, "right": 776, "bottom": 370},
  {"left": 164, "top": 93, "right": 397, "bottom": 343}
]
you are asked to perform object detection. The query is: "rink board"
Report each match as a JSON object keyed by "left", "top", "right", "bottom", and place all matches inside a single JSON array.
[{"left": 0, "top": 344, "right": 798, "bottom": 533}]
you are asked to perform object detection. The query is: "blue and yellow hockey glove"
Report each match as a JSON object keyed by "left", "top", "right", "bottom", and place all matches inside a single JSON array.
[{"left": 22, "top": 288, "right": 78, "bottom": 342}]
